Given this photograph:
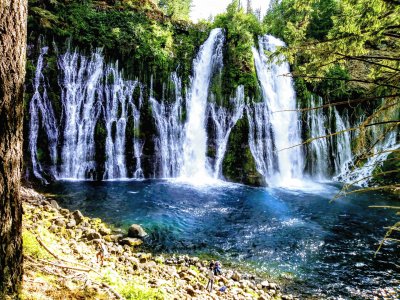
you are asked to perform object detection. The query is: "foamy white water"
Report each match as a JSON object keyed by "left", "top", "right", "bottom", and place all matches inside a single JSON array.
[
  {"left": 180, "top": 28, "right": 225, "bottom": 182},
  {"left": 249, "top": 35, "right": 304, "bottom": 187}
]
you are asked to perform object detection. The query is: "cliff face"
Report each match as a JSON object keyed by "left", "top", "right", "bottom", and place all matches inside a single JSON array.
[{"left": 25, "top": 1, "right": 399, "bottom": 187}]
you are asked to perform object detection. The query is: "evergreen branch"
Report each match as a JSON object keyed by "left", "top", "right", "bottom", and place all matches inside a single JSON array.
[
  {"left": 334, "top": 53, "right": 400, "bottom": 72},
  {"left": 272, "top": 94, "right": 400, "bottom": 113},
  {"left": 332, "top": 170, "right": 400, "bottom": 201},
  {"left": 365, "top": 120, "right": 400, "bottom": 127},
  {"left": 278, "top": 127, "right": 358, "bottom": 152},
  {"left": 286, "top": 74, "right": 400, "bottom": 90}
]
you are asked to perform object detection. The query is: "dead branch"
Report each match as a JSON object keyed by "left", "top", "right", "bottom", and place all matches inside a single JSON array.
[{"left": 35, "top": 235, "right": 101, "bottom": 275}]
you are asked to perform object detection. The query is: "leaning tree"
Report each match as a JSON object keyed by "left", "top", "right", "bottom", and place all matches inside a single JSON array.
[{"left": 0, "top": 0, "right": 28, "bottom": 297}]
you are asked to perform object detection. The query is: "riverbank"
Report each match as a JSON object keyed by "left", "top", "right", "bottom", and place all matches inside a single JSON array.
[{"left": 20, "top": 187, "right": 296, "bottom": 300}]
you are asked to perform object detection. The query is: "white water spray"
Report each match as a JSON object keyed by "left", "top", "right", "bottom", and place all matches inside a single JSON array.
[
  {"left": 58, "top": 50, "right": 103, "bottom": 179},
  {"left": 151, "top": 73, "right": 184, "bottom": 178},
  {"left": 250, "top": 35, "right": 304, "bottom": 186},
  {"left": 103, "top": 65, "right": 140, "bottom": 179},
  {"left": 209, "top": 85, "right": 245, "bottom": 178},
  {"left": 180, "top": 28, "right": 225, "bottom": 181},
  {"left": 29, "top": 47, "right": 59, "bottom": 182}
]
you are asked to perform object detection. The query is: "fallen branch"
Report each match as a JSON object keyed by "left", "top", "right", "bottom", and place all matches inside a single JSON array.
[
  {"left": 35, "top": 235, "right": 101, "bottom": 275},
  {"left": 36, "top": 258, "right": 93, "bottom": 273}
]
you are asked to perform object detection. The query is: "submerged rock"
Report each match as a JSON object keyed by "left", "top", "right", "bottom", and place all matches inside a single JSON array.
[{"left": 128, "top": 224, "right": 147, "bottom": 238}]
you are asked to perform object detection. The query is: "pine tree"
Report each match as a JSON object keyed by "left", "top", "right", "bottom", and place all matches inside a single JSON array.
[{"left": 0, "top": 0, "right": 27, "bottom": 297}]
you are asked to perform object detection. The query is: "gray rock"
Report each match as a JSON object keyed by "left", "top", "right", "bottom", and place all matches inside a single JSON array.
[
  {"left": 50, "top": 200, "right": 60, "bottom": 210},
  {"left": 85, "top": 230, "right": 102, "bottom": 241},
  {"left": 128, "top": 224, "right": 147, "bottom": 238},
  {"left": 66, "top": 219, "right": 76, "bottom": 229},
  {"left": 48, "top": 225, "right": 58, "bottom": 233},
  {"left": 109, "top": 234, "right": 124, "bottom": 242},
  {"left": 99, "top": 227, "right": 111, "bottom": 236},
  {"left": 60, "top": 208, "right": 70, "bottom": 216},
  {"left": 54, "top": 218, "right": 66, "bottom": 227},
  {"left": 119, "top": 237, "right": 143, "bottom": 247},
  {"left": 72, "top": 210, "right": 85, "bottom": 225},
  {"left": 232, "top": 271, "right": 241, "bottom": 281}
]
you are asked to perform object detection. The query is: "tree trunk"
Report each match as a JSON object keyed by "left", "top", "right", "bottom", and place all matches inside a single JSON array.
[{"left": 0, "top": 0, "right": 27, "bottom": 298}]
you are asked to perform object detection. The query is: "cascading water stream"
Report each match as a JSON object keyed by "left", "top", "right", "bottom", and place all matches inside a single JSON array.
[
  {"left": 58, "top": 50, "right": 103, "bottom": 179},
  {"left": 132, "top": 88, "right": 144, "bottom": 179},
  {"left": 150, "top": 73, "right": 184, "bottom": 178},
  {"left": 306, "top": 95, "right": 330, "bottom": 180},
  {"left": 209, "top": 85, "right": 245, "bottom": 178},
  {"left": 250, "top": 35, "right": 304, "bottom": 186},
  {"left": 332, "top": 108, "right": 352, "bottom": 176},
  {"left": 103, "top": 65, "right": 140, "bottom": 179},
  {"left": 29, "top": 46, "right": 59, "bottom": 182},
  {"left": 180, "top": 28, "right": 225, "bottom": 181}
]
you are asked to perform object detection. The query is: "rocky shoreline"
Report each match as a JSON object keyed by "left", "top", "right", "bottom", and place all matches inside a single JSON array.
[{"left": 21, "top": 187, "right": 296, "bottom": 300}]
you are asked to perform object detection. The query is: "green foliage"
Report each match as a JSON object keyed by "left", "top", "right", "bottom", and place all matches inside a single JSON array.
[
  {"left": 213, "top": 0, "right": 265, "bottom": 98},
  {"left": 157, "top": 0, "right": 192, "bottom": 20},
  {"left": 27, "top": 0, "right": 209, "bottom": 78},
  {"left": 371, "top": 151, "right": 400, "bottom": 186}
]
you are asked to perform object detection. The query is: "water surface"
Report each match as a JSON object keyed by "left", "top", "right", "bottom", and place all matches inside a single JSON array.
[{"left": 41, "top": 180, "right": 400, "bottom": 299}]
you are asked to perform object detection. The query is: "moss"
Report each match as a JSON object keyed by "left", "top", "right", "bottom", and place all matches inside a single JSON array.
[
  {"left": 22, "top": 229, "right": 53, "bottom": 260},
  {"left": 213, "top": 0, "right": 265, "bottom": 100},
  {"left": 222, "top": 117, "right": 264, "bottom": 186}
]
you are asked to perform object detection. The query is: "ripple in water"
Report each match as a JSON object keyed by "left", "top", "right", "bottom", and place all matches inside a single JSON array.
[{"left": 41, "top": 180, "right": 400, "bottom": 299}]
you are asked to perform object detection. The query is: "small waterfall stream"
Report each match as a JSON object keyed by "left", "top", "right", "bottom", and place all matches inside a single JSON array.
[
  {"left": 150, "top": 73, "right": 184, "bottom": 178},
  {"left": 180, "top": 28, "right": 225, "bottom": 181},
  {"left": 29, "top": 47, "right": 59, "bottom": 182},
  {"left": 103, "top": 65, "right": 142, "bottom": 180},
  {"left": 209, "top": 85, "right": 245, "bottom": 178},
  {"left": 58, "top": 50, "right": 103, "bottom": 179},
  {"left": 333, "top": 109, "right": 352, "bottom": 176},
  {"left": 250, "top": 35, "right": 304, "bottom": 186},
  {"left": 306, "top": 95, "right": 330, "bottom": 180}
]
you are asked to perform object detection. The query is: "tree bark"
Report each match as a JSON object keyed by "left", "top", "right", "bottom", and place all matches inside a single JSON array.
[{"left": 0, "top": 0, "right": 27, "bottom": 298}]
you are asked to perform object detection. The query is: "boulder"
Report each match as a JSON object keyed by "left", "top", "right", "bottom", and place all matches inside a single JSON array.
[
  {"left": 99, "top": 227, "right": 111, "bottom": 236},
  {"left": 66, "top": 219, "right": 76, "bottom": 229},
  {"left": 128, "top": 224, "right": 147, "bottom": 238},
  {"left": 72, "top": 210, "right": 85, "bottom": 225},
  {"left": 119, "top": 237, "right": 143, "bottom": 247},
  {"left": 50, "top": 200, "right": 60, "bottom": 210},
  {"left": 60, "top": 208, "right": 69, "bottom": 216},
  {"left": 54, "top": 218, "right": 66, "bottom": 227},
  {"left": 232, "top": 271, "right": 241, "bottom": 281},
  {"left": 85, "top": 230, "right": 102, "bottom": 241},
  {"left": 260, "top": 281, "right": 269, "bottom": 288}
]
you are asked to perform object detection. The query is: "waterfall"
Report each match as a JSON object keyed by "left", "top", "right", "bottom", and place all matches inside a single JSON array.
[
  {"left": 133, "top": 89, "right": 144, "bottom": 179},
  {"left": 103, "top": 65, "right": 141, "bottom": 179},
  {"left": 58, "top": 50, "right": 103, "bottom": 179},
  {"left": 306, "top": 95, "right": 330, "bottom": 180},
  {"left": 332, "top": 109, "right": 352, "bottom": 176},
  {"left": 29, "top": 46, "right": 59, "bottom": 182},
  {"left": 338, "top": 112, "right": 399, "bottom": 186},
  {"left": 180, "top": 28, "right": 225, "bottom": 180},
  {"left": 209, "top": 85, "right": 245, "bottom": 178},
  {"left": 151, "top": 73, "right": 184, "bottom": 178},
  {"left": 246, "top": 101, "right": 276, "bottom": 180},
  {"left": 250, "top": 35, "right": 304, "bottom": 186}
]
